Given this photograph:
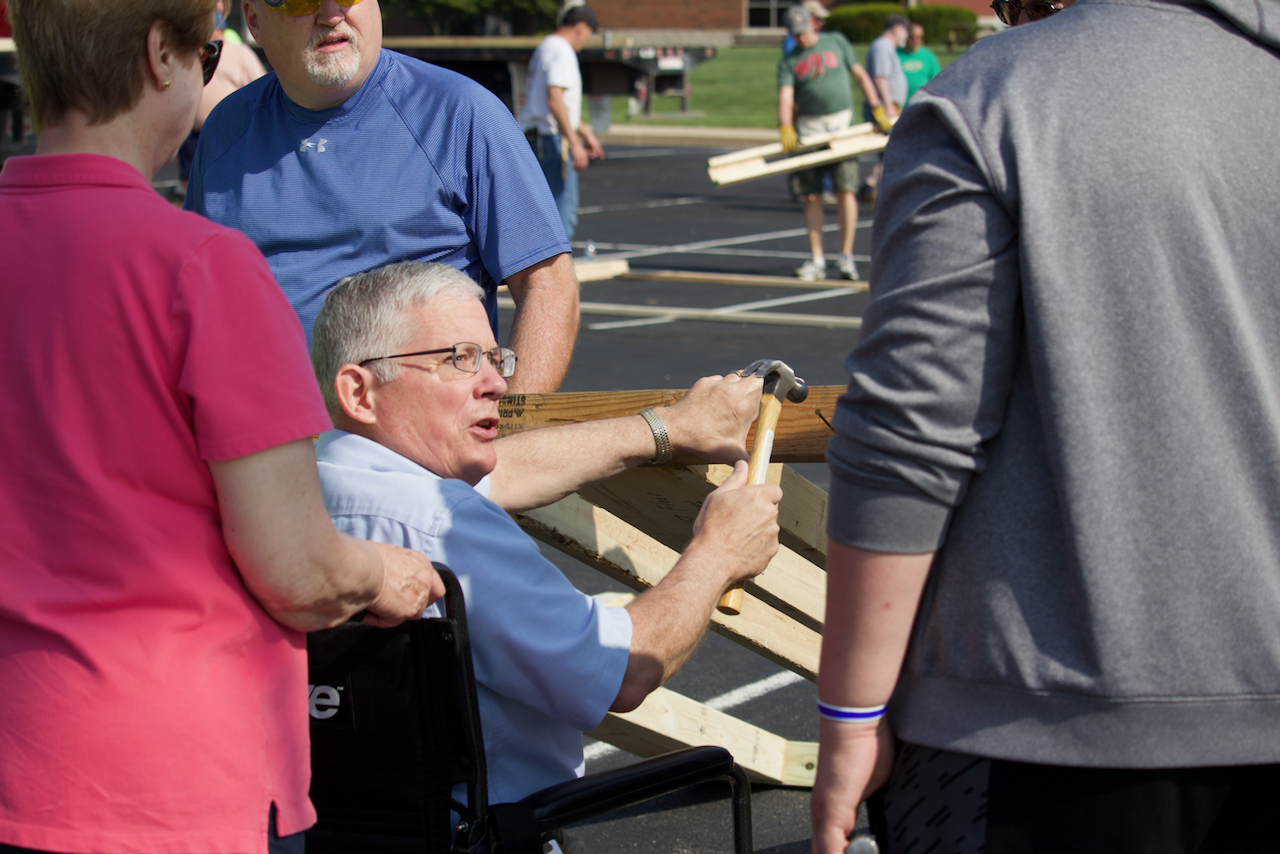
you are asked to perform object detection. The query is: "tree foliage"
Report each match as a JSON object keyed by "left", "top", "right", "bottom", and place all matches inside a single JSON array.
[
  {"left": 380, "top": 0, "right": 561, "bottom": 35},
  {"left": 826, "top": 3, "right": 977, "bottom": 44}
]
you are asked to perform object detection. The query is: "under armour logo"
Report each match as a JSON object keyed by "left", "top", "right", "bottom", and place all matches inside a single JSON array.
[{"left": 299, "top": 138, "right": 328, "bottom": 153}]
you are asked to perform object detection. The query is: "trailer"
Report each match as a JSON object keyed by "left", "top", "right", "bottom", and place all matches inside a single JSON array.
[
  {"left": 0, "top": 33, "right": 719, "bottom": 165},
  {"left": 381, "top": 36, "right": 718, "bottom": 124}
]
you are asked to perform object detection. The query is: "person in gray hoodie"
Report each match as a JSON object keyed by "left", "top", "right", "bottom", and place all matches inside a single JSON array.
[{"left": 811, "top": 0, "right": 1280, "bottom": 851}]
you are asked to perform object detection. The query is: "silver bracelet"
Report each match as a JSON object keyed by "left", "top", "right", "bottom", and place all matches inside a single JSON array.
[{"left": 639, "top": 408, "right": 672, "bottom": 464}]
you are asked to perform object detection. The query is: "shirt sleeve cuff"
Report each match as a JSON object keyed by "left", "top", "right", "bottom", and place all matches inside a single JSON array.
[{"left": 826, "top": 472, "right": 954, "bottom": 554}]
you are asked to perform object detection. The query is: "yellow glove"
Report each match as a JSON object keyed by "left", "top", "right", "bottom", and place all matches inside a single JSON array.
[
  {"left": 871, "top": 105, "right": 893, "bottom": 134},
  {"left": 780, "top": 125, "right": 799, "bottom": 153}
]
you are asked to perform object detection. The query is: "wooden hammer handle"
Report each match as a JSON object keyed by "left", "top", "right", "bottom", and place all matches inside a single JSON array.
[{"left": 717, "top": 393, "right": 784, "bottom": 615}]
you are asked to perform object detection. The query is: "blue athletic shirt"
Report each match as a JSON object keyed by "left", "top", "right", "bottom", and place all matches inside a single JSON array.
[{"left": 186, "top": 49, "right": 570, "bottom": 343}]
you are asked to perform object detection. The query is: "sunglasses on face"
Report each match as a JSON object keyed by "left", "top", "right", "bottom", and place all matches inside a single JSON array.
[
  {"left": 200, "top": 40, "right": 222, "bottom": 86},
  {"left": 359, "top": 342, "right": 518, "bottom": 379},
  {"left": 263, "top": 0, "right": 364, "bottom": 17},
  {"left": 990, "top": 0, "right": 1063, "bottom": 25}
]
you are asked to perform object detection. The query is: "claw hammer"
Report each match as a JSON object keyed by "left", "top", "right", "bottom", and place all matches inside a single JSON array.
[{"left": 716, "top": 359, "right": 809, "bottom": 616}]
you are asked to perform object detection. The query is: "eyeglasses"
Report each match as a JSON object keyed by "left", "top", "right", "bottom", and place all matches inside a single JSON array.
[
  {"left": 200, "top": 40, "right": 222, "bottom": 86},
  {"left": 359, "top": 342, "right": 517, "bottom": 378},
  {"left": 263, "top": 0, "right": 364, "bottom": 17},
  {"left": 990, "top": 0, "right": 1063, "bottom": 25}
]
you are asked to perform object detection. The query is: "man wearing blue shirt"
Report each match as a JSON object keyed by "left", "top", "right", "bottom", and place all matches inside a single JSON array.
[
  {"left": 188, "top": 0, "right": 578, "bottom": 394},
  {"left": 309, "top": 261, "right": 782, "bottom": 803}
]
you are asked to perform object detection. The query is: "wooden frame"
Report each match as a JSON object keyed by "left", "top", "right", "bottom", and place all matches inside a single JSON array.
[{"left": 507, "top": 389, "right": 836, "bottom": 787}]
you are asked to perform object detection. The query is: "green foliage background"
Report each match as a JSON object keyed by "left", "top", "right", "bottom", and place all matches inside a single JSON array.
[
  {"left": 826, "top": 3, "right": 978, "bottom": 43},
  {"left": 381, "top": 0, "right": 560, "bottom": 35},
  {"left": 605, "top": 43, "right": 968, "bottom": 129}
]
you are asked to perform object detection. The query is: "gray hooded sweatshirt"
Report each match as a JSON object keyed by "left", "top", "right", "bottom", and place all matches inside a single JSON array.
[{"left": 827, "top": 0, "right": 1280, "bottom": 767}]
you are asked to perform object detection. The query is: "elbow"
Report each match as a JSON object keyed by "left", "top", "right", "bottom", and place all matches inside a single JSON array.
[
  {"left": 610, "top": 657, "right": 663, "bottom": 712},
  {"left": 610, "top": 681, "right": 650, "bottom": 714}
]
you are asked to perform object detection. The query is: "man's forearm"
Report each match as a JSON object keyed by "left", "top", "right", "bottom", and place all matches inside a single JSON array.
[
  {"left": 778, "top": 85, "right": 796, "bottom": 128},
  {"left": 503, "top": 253, "right": 579, "bottom": 394},
  {"left": 614, "top": 546, "right": 732, "bottom": 711},
  {"left": 614, "top": 463, "right": 780, "bottom": 711},
  {"left": 490, "top": 414, "right": 654, "bottom": 512},
  {"left": 487, "top": 372, "right": 761, "bottom": 512},
  {"left": 852, "top": 66, "right": 881, "bottom": 109},
  {"left": 546, "top": 86, "right": 579, "bottom": 147},
  {"left": 874, "top": 77, "right": 898, "bottom": 116}
]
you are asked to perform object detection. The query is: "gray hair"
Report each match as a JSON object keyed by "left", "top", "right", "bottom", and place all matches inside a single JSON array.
[{"left": 310, "top": 262, "right": 486, "bottom": 421}]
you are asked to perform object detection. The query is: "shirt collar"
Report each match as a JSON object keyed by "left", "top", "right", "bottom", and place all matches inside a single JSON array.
[
  {"left": 314, "top": 429, "right": 491, "bottom": 496},
  {"left": 0, "top": 153, "right": 154, "bottom": 192}
]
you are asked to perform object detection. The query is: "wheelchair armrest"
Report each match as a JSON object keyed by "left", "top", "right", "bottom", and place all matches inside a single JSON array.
[{"left": 514, "top": 746, "right": 739, "bottom": 830}]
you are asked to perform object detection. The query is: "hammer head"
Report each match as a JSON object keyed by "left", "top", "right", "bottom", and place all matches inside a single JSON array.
[{"left": 739, "top": 359, "right": 809, "bottom": 403}]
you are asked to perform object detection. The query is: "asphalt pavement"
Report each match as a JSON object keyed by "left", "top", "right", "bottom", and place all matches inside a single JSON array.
[{"left": 498, "top": 141, "right": 878, "bottom": 854}]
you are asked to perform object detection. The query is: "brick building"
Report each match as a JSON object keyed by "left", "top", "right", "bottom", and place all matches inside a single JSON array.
[{"left": 587, "top": 0, "right": 996, "bottom": 35}]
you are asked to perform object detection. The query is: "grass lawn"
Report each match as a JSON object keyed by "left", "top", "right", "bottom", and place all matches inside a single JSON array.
[{"left": 600, "top": 44, "right": 968, "bottom": 129}]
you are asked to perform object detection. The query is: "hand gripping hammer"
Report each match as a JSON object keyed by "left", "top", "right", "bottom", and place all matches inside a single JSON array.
[{"left": 716, "top": 359, "right": 809, "bottom": 616}]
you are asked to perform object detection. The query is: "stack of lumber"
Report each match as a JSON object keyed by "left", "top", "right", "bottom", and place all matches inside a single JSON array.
[
  {"left": 706, "top": 121, "right": 889, "bottom": 187},
  {"left": 500, "top": 388, "right": 841, "bottom": 786}
]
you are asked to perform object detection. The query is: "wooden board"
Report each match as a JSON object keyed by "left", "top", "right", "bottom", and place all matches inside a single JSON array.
[
  {"left": 589, "top": 686, "right": 818, "bottom": 787},
  {"left": 706, "top": 122, "right": 877, "bottom": 168},
  {"left": 497, "top": 386, "right": 843, "bottom": 465},
  {"left": 574, "top": 258, "right": 631, "bottom": 282},
  {"left": 621, "top": 269, "right": 868, "bottom": 292},
  {"left": 515, "top": 493, "right": 822, "bottom": 678},
  {"left": 707, "top": 123, "right": 890, "bottom": 187},
  {"left": 699, "top": 462, "right": 829, "bottom": 564},
  {"left": 578, "top": 464, "right": 827, "bottom": 629}
]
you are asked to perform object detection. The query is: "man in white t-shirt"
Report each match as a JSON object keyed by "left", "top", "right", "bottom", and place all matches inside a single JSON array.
[{"left": 520, "top": 5, "right": 605, "bottom": 240}]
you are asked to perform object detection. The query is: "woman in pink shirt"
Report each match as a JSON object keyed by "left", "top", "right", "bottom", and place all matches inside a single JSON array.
[{"left": 0, "top": 2, "right": 441, "bottom": 852}]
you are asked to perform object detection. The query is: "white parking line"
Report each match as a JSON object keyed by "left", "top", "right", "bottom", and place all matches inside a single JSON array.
[
  {"left": 584, "top": 671, "right": 806, "bottom": 761},
  {"left": 586, "top": 286, "right": 860, "bottom": 331},
  {"left": 577, "top": 222, "right": 872, "bottom": 261},
  {"left": 574, "top": 243, "right": 868, "bottom": 262},
  {"left": 578, "top": 196, "right": 711, "bottom": 215},
  {"left": 599, "top": 227, "right": 811, "bottom": 260}
]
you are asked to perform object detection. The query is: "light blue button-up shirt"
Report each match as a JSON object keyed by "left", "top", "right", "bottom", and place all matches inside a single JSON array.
[{"left": 315, "top": 430, "right": 632, "bottom": 803}]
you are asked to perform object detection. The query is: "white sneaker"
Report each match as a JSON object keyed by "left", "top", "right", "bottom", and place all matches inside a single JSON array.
[
  {"left": 794, "top": 258, "right": 827, "bottom": 281},
  {"left": 838, "top": 255, "right": 859, "bottom": 280}
]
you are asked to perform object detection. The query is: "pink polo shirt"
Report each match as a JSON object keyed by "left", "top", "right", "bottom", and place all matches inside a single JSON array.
[{"left": 0, "top": 154, "right": 331, "bottom": 853}]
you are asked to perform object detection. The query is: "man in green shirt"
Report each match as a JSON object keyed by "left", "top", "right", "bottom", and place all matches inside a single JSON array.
[
  {"left": 897, "top": 23, "right": 941, "bottom": 103},
  {"left": 777, "top": 5, "right": 890, "bottom": 281}
]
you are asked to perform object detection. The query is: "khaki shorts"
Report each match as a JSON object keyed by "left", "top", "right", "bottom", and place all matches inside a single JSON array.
[
  {"left": 789, "top": 157, "right": 859, "bottom": 197},
  {"left": 788, "top": 109, "right": 858, "bottom": 197}
]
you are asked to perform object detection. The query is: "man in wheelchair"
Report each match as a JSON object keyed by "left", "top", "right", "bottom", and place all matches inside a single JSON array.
[{"left": 309, "top": 261, "right": 782, "bottom": 805}]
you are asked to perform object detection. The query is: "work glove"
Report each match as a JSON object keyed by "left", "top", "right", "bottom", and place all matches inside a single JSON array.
[
  {"left": 780, "top": 125, "right": 799, "bottom": 153},
  {"left": 871, "top": 105, "right": 893, "bottom": 134}
]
